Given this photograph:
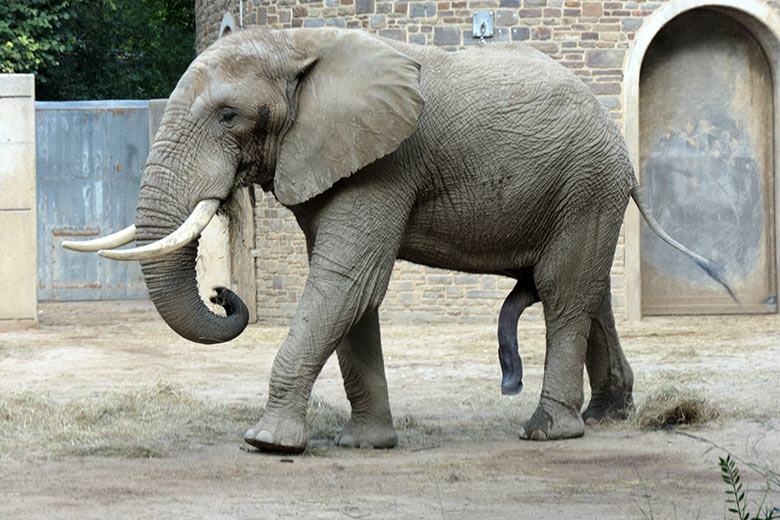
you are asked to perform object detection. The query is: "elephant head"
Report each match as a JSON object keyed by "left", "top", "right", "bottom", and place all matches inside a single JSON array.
[{"left": 66, "top": 28, "right": 424, "bottom": 343}]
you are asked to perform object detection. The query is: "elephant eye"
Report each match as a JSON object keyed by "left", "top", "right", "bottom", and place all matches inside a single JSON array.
[{"left": 219, "top": 109, "right": 238, "bottom": 128}]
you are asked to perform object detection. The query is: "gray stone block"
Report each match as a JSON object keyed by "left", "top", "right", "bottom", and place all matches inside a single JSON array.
[
  {"left": 586, "top": 49, "right": 625, "bottom": 68},
  {"left": 511, "top": 26, "right": 530, "bottom": 40},
  {"left": 370, "top": 14, "right": 387, "bottom": 28},
  {"left": 379, "top": 29, "right": 406, "bottom": 41},
  {"left": 356, "top": 0, "right": 375, "bottom": 14},
  {"left": 410, "top": 1, "right": 436, "bottom": 17},
  {"left": 409, "top": 33, "right": 427, "bottom": 45},
  {"left": 434, "top": 26, "right": 461, "bottom": 45},
  {"left": 621, "top": 18, "right": 643, "bottom": 31},
  {"left": 496, "top": 9, "right": 517, "bottom": 26}
]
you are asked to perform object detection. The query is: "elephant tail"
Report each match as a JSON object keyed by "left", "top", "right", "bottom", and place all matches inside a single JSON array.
[{"left": 629, "top": 184, "right": 739, "bottom": 304}]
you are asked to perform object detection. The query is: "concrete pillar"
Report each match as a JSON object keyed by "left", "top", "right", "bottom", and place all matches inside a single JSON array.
[{"left": 0, "top": 74, "right": 37, "bottom": 329}]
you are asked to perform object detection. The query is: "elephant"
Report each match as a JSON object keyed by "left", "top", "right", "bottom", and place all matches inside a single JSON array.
[{"left": 63, "top": 27, "right": 734, "bottom": 453}]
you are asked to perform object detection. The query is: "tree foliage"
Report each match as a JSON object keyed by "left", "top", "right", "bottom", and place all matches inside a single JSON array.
[
  {"left": 2, "top": 0, "right": 195, "bottom": 100},
  {"left": 0, "top": 0, "right": 76, "bottom": 78}
]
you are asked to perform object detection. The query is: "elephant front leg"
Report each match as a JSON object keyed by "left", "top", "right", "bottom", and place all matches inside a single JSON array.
[
  {"left": 243, "top": 325, "right": 323, "bottom": 453},
  {"left": 244, "top": 226, "right": 399, "bottom": 454},
  {"left": 244, "top": 283, "right": 369, "bottom": 453},
  {"left": 333, "top": 308, "right": 398, "bottom": 449}
]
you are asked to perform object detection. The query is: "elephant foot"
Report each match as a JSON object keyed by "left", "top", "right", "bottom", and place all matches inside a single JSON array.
[
  {"left": 334, "top": 416, "right": 398, "bottom": 449},
  {"left": 519, "top": 398, "right": 585, "bottom": 441},
  {"left": 244, "top": 413, "right": 306, "bottom": 454},
  {"left": 582, "top": 391, "right": 634, "bottom": 424}
]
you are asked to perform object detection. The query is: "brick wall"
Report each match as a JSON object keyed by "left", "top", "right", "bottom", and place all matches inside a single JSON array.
[{"left": 196, "top": 0, "right": 777, "bottom": 325}]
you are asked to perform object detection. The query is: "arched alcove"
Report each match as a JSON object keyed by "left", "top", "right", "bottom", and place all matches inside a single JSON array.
[{"left": 624, "top": 0, "right": 780, "bottom": 318}]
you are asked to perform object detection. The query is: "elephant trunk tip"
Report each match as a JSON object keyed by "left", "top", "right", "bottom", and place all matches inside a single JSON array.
[
  {"left": 197, "top": 286, "right": 250, "bottom": 344},
  {"left": 210, "top": 286, "right": 248, "bottom": 319}
]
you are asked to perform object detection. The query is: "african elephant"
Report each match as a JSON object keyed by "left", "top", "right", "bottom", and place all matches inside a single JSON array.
[{"left": 64, "top": 27, "right": 732, "bottom": 453}]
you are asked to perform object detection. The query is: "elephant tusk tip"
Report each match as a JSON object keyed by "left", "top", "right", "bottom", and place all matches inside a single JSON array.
[
  {"left": 60, "top": 225, "right": 137, "bottom": 252},
  {"left": 62, "top": 240, "right": 97, "bottom": 252},
  {"left": 97, "top": 249, "right": 127, "bottom": 260}
]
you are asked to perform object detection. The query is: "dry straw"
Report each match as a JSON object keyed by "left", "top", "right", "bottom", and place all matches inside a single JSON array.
[
  {"left": 0, "top": 380, "right": 259, "bottom": 459},
  {"left": 633, "top": 384, "right": 720, "bottom": 430},
  {"left": 0, "top": 381, "right": 356, "bottom": 459}
]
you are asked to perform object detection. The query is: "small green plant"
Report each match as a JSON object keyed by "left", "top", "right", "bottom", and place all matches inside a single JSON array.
[{"left": 719, "top": 454, "right": 778, "bottom": 520}]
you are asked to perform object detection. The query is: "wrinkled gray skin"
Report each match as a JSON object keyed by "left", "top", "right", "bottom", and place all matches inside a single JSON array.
[{"left": 136, "top": 27, "right": 657, "bottom": 453}]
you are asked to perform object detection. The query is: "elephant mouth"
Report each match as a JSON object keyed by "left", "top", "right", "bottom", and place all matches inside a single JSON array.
[{"left": 62, "top": 198, "right": 222, "bottom": 261}]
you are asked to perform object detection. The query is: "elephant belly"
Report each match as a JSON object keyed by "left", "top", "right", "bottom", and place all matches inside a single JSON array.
[
  {"left": 398, "top": 203, "right": 542, "bottom": 275},
  {"left": 398, "top": 241, "right": 531, "bottom": 275}
]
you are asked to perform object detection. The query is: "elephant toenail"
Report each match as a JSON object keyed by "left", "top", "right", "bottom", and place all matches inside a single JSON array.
[
  {"left": 531, "top": 430, "right": 548, "bottom": 441},
  {"left": 255, "top": 430, "right": 274, "bottom": 444},
  {"left": 339, "top": 435, "right": 356, "bottom": 447}
]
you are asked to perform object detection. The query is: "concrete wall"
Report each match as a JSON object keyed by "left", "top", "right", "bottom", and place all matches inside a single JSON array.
[{"left": 0, "top": 74, "right": 37, "bottom": 329}]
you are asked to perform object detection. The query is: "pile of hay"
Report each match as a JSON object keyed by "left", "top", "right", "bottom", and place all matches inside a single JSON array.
[
  {"left": 0, "top": 381, "right": 259, "bottom": 459},
  {"left": 633, "top": 384, "right": 720, "bottom": 430},
  {"left": 0, "top": 381, "right": 356, "bottom": 459}
]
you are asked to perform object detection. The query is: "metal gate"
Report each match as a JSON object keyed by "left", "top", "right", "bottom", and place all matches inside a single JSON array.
[{"left": 36, "top": 101, "right": 149, "bottom": 300}]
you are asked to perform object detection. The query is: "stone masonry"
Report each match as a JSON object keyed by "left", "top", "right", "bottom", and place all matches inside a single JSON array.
[{"left": 195, "top": 0, "right": 780, "bottom": 325}]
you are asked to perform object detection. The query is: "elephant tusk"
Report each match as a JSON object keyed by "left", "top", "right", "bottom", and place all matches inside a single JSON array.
[
  {"left": 98, "top": 199, "right": 220, "bottom": 261},
  {"left": 62, "top": 225, "right": 137, "bottom": 252}
]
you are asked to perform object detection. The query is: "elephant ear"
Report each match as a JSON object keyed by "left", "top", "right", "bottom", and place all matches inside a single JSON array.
[{"left": 274, "top": 28, "right": 424, "bottom": 206}]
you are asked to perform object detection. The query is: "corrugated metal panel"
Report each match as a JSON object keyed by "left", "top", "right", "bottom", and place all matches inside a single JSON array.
[{"left": 36, "top": 100, "right": 149, "bottom": 300}]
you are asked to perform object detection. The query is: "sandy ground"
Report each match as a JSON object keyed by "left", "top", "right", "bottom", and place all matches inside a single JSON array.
[{"left": 1, "top": 301, "right": 779, "bottom": 519}]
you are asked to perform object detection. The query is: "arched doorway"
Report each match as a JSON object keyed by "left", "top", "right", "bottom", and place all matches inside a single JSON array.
[
  {"left": 624, "top": 0, "right": 780, "bottom": 318},
  {"left": 640, "top": 8, "right": 775, "bottom": 314}
]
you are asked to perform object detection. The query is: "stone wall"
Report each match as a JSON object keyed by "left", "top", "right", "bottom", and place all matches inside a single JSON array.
[{"left": 196, "top": 0, "right": 778, "bottom": 325}]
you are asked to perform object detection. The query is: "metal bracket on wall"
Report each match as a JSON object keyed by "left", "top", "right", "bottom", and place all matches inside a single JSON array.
[
  {"left": 472, "top": 11, "right": 494, "bottom": 41},
  {"left": 220, "top": 12, "right": 236, "bottom": 38}
]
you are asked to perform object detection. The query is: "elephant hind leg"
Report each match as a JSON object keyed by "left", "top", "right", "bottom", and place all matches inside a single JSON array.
[
  {"left": 519, "top": 309, "right": 590, "bottom": 441},
  {"left": 520, "top": 208, "right": 624, "bottom": 441},
  {"left": 582, "top": 284, "right": 634, "bottom": 423},
  {"left": 498, "top": 277, "right": 539, "bottom": 395},
  {"left": 334, "top": 308, "right": 398, "bottom": 449}
]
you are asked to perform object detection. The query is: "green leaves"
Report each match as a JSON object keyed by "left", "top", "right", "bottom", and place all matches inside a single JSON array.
[
  {"left": 0, "top": 0, "right": 76, "bottom": 78},
  {"left": 1, "top": 0, "right": 195, "bottom": 100},
  {"left": 721, "top": 454, "right": 748, "bottom": 520},
  {"left": 720, "top": 454, "right": 778, "bottom": 520}
]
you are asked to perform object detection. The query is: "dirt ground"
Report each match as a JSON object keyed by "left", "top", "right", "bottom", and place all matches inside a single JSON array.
[{"left": 1, "top": 301, "right": 779, "bottom": 519}]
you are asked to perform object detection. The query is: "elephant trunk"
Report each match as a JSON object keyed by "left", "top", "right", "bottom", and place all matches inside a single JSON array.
[{"left": 135, "top": 188, "right": 249, "bottom": 344}]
